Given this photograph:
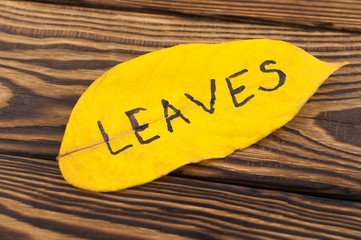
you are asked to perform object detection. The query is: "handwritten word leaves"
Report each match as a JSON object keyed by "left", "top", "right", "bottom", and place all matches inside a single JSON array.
[{"left": 58, "top": 40, "right": 346, "bottom": 192}]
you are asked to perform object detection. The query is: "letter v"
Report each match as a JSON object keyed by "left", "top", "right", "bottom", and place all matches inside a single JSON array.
[{"left": 184, "top": 79, "right": 216, "bottom": 114}]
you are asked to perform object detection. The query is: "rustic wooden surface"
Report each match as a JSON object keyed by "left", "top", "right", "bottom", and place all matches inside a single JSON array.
[
  {"left": 1, "top": 154, "right": 361, "bottom": 240},
  {"left": 26, "top": 0, "right": 361, "bottom": 32},
  {"left": 1, "top": 0, "right": 361, "bottom": 239}
]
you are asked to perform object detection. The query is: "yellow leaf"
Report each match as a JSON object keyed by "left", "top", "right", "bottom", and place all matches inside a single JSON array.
[{"left": 58, "top": 39, "right": 347, "bottom": 192}]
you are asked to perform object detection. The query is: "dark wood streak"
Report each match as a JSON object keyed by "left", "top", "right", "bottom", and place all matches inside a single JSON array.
[
  {"left": 1, "top": 154, "right": 361, "bottom": 239},
  {"left": 0, "top": 64, "right": 89, "bottom": 86},
  {"left": 0, "top": 57, "right": 119, "bottom": 71},
  {"left": 318, "top": 107, "right": 361, "bottom": 127},
  {"left": 317, "top": 108, "right": 361, "bottom": 148}
]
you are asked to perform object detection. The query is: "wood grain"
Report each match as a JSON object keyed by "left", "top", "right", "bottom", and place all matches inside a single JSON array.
[
  {"left": 24, "top": 0, "right": 361, "bottom": 32},
  {"left": 1, "top": 1, "right": 361, "bottom": 199},
  {"left": 1, "top": 154, "right": 361, "bottom": 240}
]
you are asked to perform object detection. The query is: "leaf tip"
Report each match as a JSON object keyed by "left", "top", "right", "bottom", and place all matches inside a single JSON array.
[{"left": 327, "top": 61, "right": 349, "bottom": 72}]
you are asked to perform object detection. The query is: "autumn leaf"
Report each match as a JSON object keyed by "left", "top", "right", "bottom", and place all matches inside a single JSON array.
[{"left": 58, "top": 39, "right": 347, "bottom": 192}]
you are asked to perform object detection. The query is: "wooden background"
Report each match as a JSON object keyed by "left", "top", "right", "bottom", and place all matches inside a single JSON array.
[{"left": 1, "top": 0, "right": 361, "bottom": 239}]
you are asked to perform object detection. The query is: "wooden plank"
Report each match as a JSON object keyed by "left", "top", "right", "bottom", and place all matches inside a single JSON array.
[
  {"left": 1, "top": 154, "right": 361, "bottom": 240},
  {"left": 24, "top": 0, "right": 361, "bottom": 32},
  {"left": 1, "top": 1, "right": 361, "bottom": 198}
]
